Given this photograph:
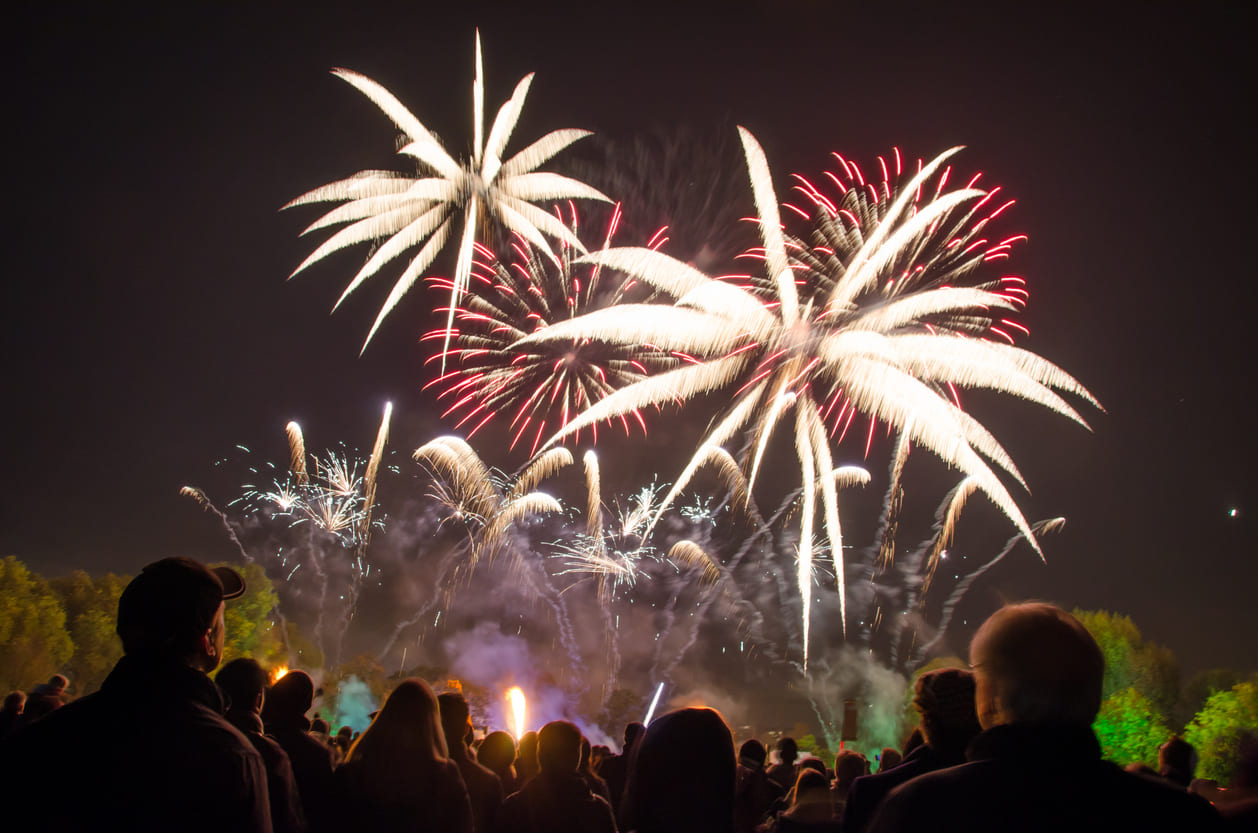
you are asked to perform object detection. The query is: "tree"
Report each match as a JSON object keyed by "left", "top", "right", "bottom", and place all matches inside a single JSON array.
[
  {"left": 599, "top": 688, "right": 645, "bottom": 743},
  {"left": 1093, "top": 686, "right": 1172, "bottom": 767},
  {"left": 1177, "top": 669, "right": 1247, "bottom": 730},
  {"left": 214, "top": 562, "right": 285, "bottom": 668},
  {"left": 1184, "top": 680, "right": 1258, "bottom": 784},
  {"left": 1072, "top": 609, "right": 1180, "bottom": 717},
  {"left": 50, "top": 570, "right": 129, "bottom": 695},
  {"left": 0, "top": 557, "right": 73, "bottom": 693}
]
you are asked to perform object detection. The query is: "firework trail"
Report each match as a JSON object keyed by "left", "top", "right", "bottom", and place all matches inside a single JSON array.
[
  {"left": 912, "top": 516, "right": 1067, "bottom": 664},
  {"left": 179, "top": 486, "right": 254, "bottom": 563},
  {"left": 285, "top": 31, "right": 608, "bottom": 359},
  {"left": 516, "top": 132, "right": 1098, "bottom": 668}
]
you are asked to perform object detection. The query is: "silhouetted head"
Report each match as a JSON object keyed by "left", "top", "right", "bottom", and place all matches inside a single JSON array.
[
  {"left": 791, "top": 769, "right": 831, "bottom": 808},
  {"left": 266, "top": 670, "right": 316, "bottom": 720},
  {"left": 776, "top": 736, "right": 798, "bottom": 764},
  {"left": 437, "top": 691, "right": 472, "bottom": 752},
  {"left": 116, "top": 557, "right": 245, "bottom": 671},
  {"left": 970, "top": 603, "right": 1104, "bottom": 728},
  {"left": 877, "top": 747, "right": 902, "bottom": 772},
  {"left": 216, "top": 657, "right": 269, "bottom": 715},
  {"left": 516, "top": 730, "right": 540, "bottom": 778},
  {"left": 624, "top": 721, "right": 646, "bottom": 751},
  {"left": 479, "top": 730, "right": 517, "bottom": 774},
  {"left": 2, "top": 691, "right": 24, "bottom": 714},
  {"left": 621, "top": 707, "right": 736, "bottom": 833},
  {"left": 346, "top": 678, "right": 447, "bottom": 784},
  {"left": 834, "top": 751, "right": 866, "bottom": 791},
  {"left": 1158, "top": 736, "right": 1198, "bottom": 788},
  {"left": 913, "top": 668, "right": 981, "bottom": 753},
  {"left": 538, "top": 720, "right": 583, "bottom": 773},
  {"left": 738, "top": 739, "right": 767, "bottom": 770}
]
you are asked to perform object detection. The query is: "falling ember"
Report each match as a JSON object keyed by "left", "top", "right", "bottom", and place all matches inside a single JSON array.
[
  {"left": 507, "top": 686, "right": 526, "bottom": 741},
  {"left": 271, "top": 665, "right": 290, "bottom": 684},
  {"left": 644, "top": 681, "right": 664, "bottom": 726}
]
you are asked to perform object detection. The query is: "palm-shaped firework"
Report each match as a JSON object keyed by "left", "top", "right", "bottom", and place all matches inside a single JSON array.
[
  {"left": 517, "top": 128, "right": 1100, "bottom": 667},
  {"left": 285, "top": 31, "right": 609, "bottom": 357},
  {"left": 414, "top": 435, "right": 569, "bottom": 567},
  {"left": 421, "top": 205, "right": 677, "bottom": 454}
]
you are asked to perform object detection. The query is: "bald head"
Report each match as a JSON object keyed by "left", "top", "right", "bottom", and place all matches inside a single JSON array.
[{"left": 970, "top": 603, "right": 1104, "bottom": 728}]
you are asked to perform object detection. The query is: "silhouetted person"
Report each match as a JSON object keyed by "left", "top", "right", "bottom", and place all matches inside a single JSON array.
[
  {"left": 580, "top": 736, "right": 613, "bottom": 804},
  {"left": 734, "top": 739, "right": 783, "bottom": 833},
  {"left": 1191, "top": 734, "right": 1258, "bottom": 830},
  {"left": 875, "top": 747, "right": 901, "bottom": 773},
  {"left": 496, "top": 720, "right": 616, "bottom": 833},
  {"left": 1, "top": 557, "right": 271, "bottom": 832},
  {"left": 333, "top": 678, "right": 473, "bottom": 833},
  {"left": 868, "top": 603, "right": 1222, "bottom": 832},
  {"left": 479, "top": 730, "right": 520, "bottom": 795},
  {"left": 620, "top": 707, "right": 736, "bottom": 833},
  {"left": 1159, "top": 736, "right": 1198, "bottom": 789},
  {"left": 439, "top": 691, "right": 504, "bottom": 833},
  {"left": 766, "top": 769, "right": 839, "bottom": 832},
  {"left": 767, "top": 737, "right": 799, "bottom": 791},
  {"left": 842, "top": 668, "right": 982, "bottom": 833},
  {"left": 263, "top": 670, "right": 335, "bottom": 828},
  {"left": 0, "top": 691, "right": 24, "bottom": 739},
  {"left": 515, "top": 729, "right": 540, "bottom": 788},
  {"left": 21, "top": 674, "right": 69, "bottom": 725},
  {"left": 218, "top": 658, "right": 307, "bottom": 833},
  {"left": 598, "top": 721, "right": 644, "bottom": 814},
  {"left": 831, "top": 750, "right": 866, "bottom": 819}
]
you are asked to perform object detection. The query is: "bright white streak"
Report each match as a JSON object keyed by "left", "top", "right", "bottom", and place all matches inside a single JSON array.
[
  {"left": 507, "top": 686, "right": 526, "bottom": 741},
  {"left": 644, "top": 682, "right": 664, "bottom": 726}
]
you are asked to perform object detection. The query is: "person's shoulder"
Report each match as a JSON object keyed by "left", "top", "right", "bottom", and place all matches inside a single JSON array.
[{"left": 1102, "top": 763, "right": 1223, "bottom": 825}]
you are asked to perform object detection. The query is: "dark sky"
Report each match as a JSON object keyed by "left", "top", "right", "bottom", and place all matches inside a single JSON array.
[{"left": 6, "top": 0, "right": 1256, "bottom": 685}]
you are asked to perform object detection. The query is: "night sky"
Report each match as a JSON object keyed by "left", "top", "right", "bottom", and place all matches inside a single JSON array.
[{"left": 7, "top": 0, "right": 1256, "bottom": 693}]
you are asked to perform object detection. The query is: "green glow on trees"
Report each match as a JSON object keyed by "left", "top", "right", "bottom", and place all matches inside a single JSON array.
[{"left": 1185, "top": 681, "right": 1258, "bottom": 784}]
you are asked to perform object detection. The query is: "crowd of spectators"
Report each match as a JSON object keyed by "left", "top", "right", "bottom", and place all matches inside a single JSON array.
[{"left": 1, "top": 557, "right": 1254, "bottom": 831}]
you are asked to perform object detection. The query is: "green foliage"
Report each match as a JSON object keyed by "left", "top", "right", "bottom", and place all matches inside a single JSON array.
[
  {"left": 1177, "top": 669, "right": 1247, "bottom": 730},
  {"left": 0, "top": 556, "right": 74, "bottom": 693},
  {"left": 1092, "top": 686, "right": 1172, "bottom": 767},
  {"left": 796, "top": 732, "right": 831, "bottom": 766},
  {"left": 214, "top": 562, "right": 285, "bottom": 668},
  {"left": 1072, "top": 609, "right": 1180, "bottom": 718},
  {"left": 50, "top": 570, "right": 129, "bottom": 695},
  {"left": 1184, "top": 681, "right": 1258, "bottom": 784}
]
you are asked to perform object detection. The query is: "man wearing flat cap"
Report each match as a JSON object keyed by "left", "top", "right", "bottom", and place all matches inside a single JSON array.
[{"left": 1, "top": 557, "right": 273, "bottom": 832}]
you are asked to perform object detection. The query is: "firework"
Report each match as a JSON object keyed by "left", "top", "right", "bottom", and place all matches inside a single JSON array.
[
  {"left": 516, "top": 129, "right": 1099, "bottom": 667},
  {"left": 414, "top": 436, "right": 567, "bottom": 566},
  {"left": 644, "top": 681, "right": 665, "bottom": 725},
  {"left": 285, "top": 31, "right": 609, "bottom": 358},
  {"left": 421, "top": 206, "right": 676, "bottom": 453},
  {"left": 507, "top": 686, "right": 527, "bottom": 740}
]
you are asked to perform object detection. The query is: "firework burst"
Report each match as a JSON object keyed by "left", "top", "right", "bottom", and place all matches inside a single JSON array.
[
  {"left": 285, "top": 31, "right": 609, "bottom": 358},
  {"left": 517, "top": 129, "right": 1099, "bottom": 667},
  {"left": 421, "top": 205, "right": 677, "bottom": 454}
]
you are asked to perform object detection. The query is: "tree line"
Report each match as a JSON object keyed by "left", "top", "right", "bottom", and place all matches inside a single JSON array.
[{"left": 1, "top": 555, "right": 1254, "bottom": 782}]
